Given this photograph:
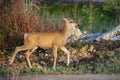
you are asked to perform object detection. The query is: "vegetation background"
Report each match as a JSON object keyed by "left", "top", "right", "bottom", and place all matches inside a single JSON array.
[
  {"left": 0, "top": 0, "right": 120, "bottom": 51},
  {"left": 0, "top": 0, "right": 120, "bottom": 75}
]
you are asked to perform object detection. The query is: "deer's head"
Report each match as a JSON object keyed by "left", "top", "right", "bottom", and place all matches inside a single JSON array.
[{"left": 63, "top": 18, "right": 79, "bottom": 30}]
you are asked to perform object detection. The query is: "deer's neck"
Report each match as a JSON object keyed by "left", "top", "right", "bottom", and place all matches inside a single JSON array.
[{"left": 62, "top": 25, "right": 73, "bottom": 39}]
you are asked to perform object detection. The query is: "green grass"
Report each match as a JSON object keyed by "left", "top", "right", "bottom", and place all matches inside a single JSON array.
[
  {"left": 57, "top": 66, "right": 72, "bottom": 74},
  {"left": 0, "top": 67, "right": 6, "bottom": 74}
]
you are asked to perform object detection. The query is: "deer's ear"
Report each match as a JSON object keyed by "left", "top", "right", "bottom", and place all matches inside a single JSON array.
[{"left": 62, "top": 18, "right": 68, "bottom": 22}]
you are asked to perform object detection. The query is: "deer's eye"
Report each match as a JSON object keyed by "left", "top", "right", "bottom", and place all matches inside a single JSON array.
[{"left": 70, "top": 21, "right": 73, "bottom": 23}]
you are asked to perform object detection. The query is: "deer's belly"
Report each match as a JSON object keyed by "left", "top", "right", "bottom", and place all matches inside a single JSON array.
[{"left": 37, "top": 41, "right": 53, "bottom": 49}]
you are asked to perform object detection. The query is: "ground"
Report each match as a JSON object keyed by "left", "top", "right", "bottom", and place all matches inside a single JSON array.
[
  {"left": 0, "top": 74, "right": 120, "bottom": 80},
  {"left": 0, "top": 40, "right": 120, "bottom": 75}
]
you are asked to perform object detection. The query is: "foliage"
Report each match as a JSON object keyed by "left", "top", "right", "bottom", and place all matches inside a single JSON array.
[
  {"left": 103, "top": 0, "right": 120, "bottom": 25},
  {"left": 0, "top": 67, "right": 6, "bottom": 74},
  {"left": 38, "top": 3, "right": 116, "bottom": 33},
  {"left": 0, "top": 0, "right": 43, "bottom": 50},
  {"left": 0, "top": 1, "right": 119, "bottom": 50},
  {"left": 103, "top": 0, "right": 120, "bottom": 11}
]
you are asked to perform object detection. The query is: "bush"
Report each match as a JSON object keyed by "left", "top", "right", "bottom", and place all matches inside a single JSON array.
[{"left": 0, "top": 0, "right": 43, "bottom": 50}]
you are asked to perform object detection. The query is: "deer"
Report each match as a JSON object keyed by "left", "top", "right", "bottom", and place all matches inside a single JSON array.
[{"left": 9, "top": 17, "right": 79, "bottom": 70}]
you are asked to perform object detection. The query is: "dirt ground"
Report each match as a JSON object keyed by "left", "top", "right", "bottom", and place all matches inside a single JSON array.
[{"left": 0, "top": 74, "right": 120, "bottom": 80}]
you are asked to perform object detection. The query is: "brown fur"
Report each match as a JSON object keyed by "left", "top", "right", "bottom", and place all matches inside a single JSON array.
[{"left": 9, "top": 18, "right": 79, "bottom": 70}]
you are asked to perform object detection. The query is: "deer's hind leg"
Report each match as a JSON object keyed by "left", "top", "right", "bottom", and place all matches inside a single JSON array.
[
  {"left": 25, "top": 46, "right": 38, "bottom": 68},
  {"left": 60, "top": 46, "right": 70, "bottom": 66},
  {"left": 9, "top": 44, "right": 32, "bottom": 65}
]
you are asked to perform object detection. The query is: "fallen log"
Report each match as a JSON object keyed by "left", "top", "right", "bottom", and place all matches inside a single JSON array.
[
  {"left": 96, "top": 25, "right": 120, "bottom": 41},
  {"left": 78, "top": 25, "right": 120, "bottom": 43}
]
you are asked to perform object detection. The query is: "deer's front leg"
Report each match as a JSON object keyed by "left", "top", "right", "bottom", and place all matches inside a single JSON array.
[
  {"left": 60, "top": 46, "right": 70, "bottom": 66},
  {"left": 53, "top": 46, "right": 58, "bottom": 70}
]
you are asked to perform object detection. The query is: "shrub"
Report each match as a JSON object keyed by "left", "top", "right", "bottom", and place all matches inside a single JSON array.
[{"left": 0, "top": 0, "right": 43, "bottom": 50}]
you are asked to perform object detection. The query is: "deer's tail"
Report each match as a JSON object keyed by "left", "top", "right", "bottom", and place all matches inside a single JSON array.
[{"left": 24, "top": 33, "right": 28, "bottom": 40}]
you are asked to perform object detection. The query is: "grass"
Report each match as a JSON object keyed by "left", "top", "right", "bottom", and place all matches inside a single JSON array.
[
  {"left": 0, "top": 67, "right": 6, "bottom": 75},
  {"left": 56, "top": 66, "right": 72, "bottom": 74}
]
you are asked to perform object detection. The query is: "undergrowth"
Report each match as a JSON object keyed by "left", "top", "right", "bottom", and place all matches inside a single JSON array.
[{"left": 0, "top": 52, "right": 120, "bottom": 75}]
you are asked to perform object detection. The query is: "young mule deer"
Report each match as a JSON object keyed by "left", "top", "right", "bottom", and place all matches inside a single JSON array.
[{"left": 9, "top": 18, "right": 79, "bottom": 70}]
